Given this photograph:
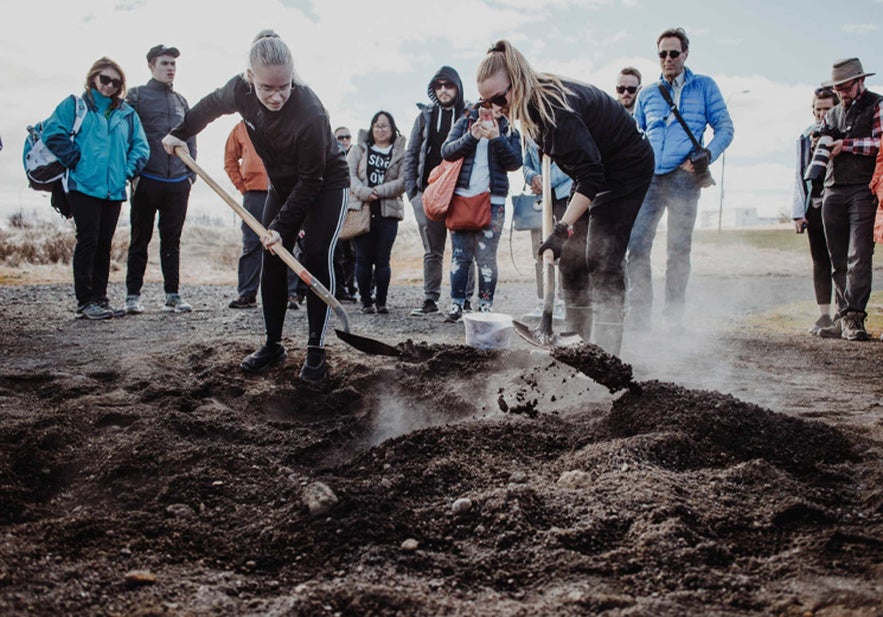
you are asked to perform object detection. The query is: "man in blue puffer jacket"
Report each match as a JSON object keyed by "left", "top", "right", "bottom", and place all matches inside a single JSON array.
[{"left": 626, "top": 27, "right": 734, "bottom": 332}]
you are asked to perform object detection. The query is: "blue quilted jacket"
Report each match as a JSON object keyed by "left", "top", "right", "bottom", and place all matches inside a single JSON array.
[{"left": 634, "top": 67, "right": 734, "bottom": 175}]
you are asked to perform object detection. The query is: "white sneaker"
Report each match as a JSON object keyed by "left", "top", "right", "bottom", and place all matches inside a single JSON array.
[
  {"left": 125, "top": 294, "right": 144, "bottom": 314},
  {"left": 163, "top": 293, "right": 192, "bottom": 313}
]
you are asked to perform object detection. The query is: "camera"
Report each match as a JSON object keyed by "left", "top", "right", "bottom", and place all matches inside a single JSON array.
[
  {"left": 804, "top": 126, "right": 843, "bottom": 182},
  {"left": 690, "top": 148, "right": 715, "bottom": 188}
]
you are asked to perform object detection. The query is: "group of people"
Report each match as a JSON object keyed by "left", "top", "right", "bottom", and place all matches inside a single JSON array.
[
  {"left": 792, "top": 58, "right": 882, "bottom": 342},
  {"left": 40, "top": 25, "right": 881, "bottom": 384}
]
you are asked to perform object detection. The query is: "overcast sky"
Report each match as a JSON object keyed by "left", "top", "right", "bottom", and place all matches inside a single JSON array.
[{"left": 2, "top": 0, "right": 881, "bottom": 225}]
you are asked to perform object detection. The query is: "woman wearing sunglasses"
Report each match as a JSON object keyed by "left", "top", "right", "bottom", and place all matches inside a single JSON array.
[
  {"left": 475, "top": 40, "right": 654, "bottom": 356},
  {"left": 41, "top": 57, "right": 150, "bottom": 320},
  {"left": 162, "top": 30, "right": 350, "bottom": 382}
]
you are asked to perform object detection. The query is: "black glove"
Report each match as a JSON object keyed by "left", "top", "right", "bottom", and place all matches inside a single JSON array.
[{"left": 537, "top": 222, "right": 572, "bottom": 260}]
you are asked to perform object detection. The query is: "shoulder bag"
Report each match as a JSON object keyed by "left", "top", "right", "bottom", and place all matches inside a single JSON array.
[
  {"left": 657, "top": 83, "right": 716, "bottom": 189},
  {"left": 422, "top": 157, "right": 463, "bottom": 222},
  {"left": 339, "top": 202, "right": 370, "bottom": 240}
]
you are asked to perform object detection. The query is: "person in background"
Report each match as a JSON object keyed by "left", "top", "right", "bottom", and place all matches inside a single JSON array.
[
  {"left": 403, "top": 66, "right": 472, "bottom": 316},
  {"left": 125, "top": 44, "right": 196, "bottom": 315},
  {"left": 521, "top": 138, "right": 575, "bottom": 320},
  {"left": 42, "top": 57, "right": 149, "bottom": 319},
  {"left": 346, "top": 111, "right": 407, "bottom": 314},
  {"left": 475, "top": 40, "right": 654, "bottom": 356},
  {"left": 813, "top": 58, "right": 881, "bottom": 341},
  {"left": 870, "top": 134, "right": 883, "bottom": 341},
  {"left": 162, "top": 30, "right": 350, "bottom": 381},
  {"left": 224, "top": 120, "right": 304, "bottom": 310},
  {"left": 616, "top": 66, "right": 642, "bottom": 115},
  {"left": 792, "top": 87, "right": 838, "bottom": 334},
  {"left": 333, "top": 125, "right": 358, "bottom": 303},
  {"left": 626, "top": 27, "right": 734, "bottom": 333}
]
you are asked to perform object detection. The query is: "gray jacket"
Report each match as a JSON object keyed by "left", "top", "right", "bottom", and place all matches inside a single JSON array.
[{"left": 126, "top": 78, "right": 196, "bottom": 180}]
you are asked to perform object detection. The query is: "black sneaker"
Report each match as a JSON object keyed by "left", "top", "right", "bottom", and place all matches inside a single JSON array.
[
  {"left": 463, "top": 300, "right": 473, "bottom": 313},
  {"left": 361, "top": 304, "right": 376, "bottom": 314},
  {"left": 299, "top": 346, "right": 327, "bottom": 382},
  {"left": 444, "top": 303, "right": 463, "bottom": 323},
  {"left": 376, "top": 305, "right": 389, "bottom": 314},
  {"left": 335, "top": 292, "right": 357, "bottom": 304},
  {"left": 409, "top": 299, "right": 439, "bottom": 316},
  {"left": 808, "top": 314, "right": 833, "bottom": 335},
  {"left": 78, "top": 301, "right": 113, "bottom": 321},
  {"left": 287, "top": 296, "right": 300, "bottom": 310},
  {"left": 229, "top": 295, "right": 257, "bottom": 309},
  {"left": 98, "top": 298, "right": 126, "bottom": 318},
  {"left": 241, "top": 344, "right": 287, "bottom": 373}
]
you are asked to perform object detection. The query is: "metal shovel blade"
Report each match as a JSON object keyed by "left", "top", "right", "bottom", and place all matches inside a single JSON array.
[
  {"left": 335, "top": 329, "right": 400, "bottom": 357},
  {"left": 512, "top": 319, "right": 582, "bottom": 350}
]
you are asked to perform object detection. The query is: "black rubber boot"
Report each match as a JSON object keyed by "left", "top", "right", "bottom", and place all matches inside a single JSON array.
[
  {"left": 299, "top": 346, "right": 327, "bottom": 382},
  {"left": 240, "top": 343, "right": 287, "bottom": 373}
]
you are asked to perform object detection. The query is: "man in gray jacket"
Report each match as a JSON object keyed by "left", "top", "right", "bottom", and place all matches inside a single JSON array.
[
  {"left": 403, "top": 66, "right": 469, "bottom": 316},
  {"left": 124, "top": 44, "right": 196, "bottom": 314}
]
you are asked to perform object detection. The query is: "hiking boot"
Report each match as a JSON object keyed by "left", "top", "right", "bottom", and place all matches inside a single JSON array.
[
  {"left": 241, "top": 344, "right": 287, "bottom": 373},
  {"left": 299, "top": 346, "right": 328, "bottom": 382},
  {"left": 229, "top": 295, "right": 257, "bottom": 309},
  {"left": 376, "top": 304, "right": 389, "bottom": 314},
  {"left": 445, "top": 303, "right": 463, "bottom": 323},
  {"left": 841, "top": 311, "right": 869, "bottom": 341},
  {"left": 164, "top": 293, "right": 192, "bottom": 313},
  {"left": 807, "top": 314, "right": 833, "bottom": 335},
  {"left": 360, "top": 303, "right": 376, "bottom": 314},
  {"left": 410, "top": 299, "right": 439, "bottom": 316},
  {"left": 79, "top": 301, "right": 113, "bottom": 321},
  {"left": 98, "top": 298, "right": 126, "bottom": 317},
  {"left": 287, "top": 296, "right": 300, "bottom": 310},
  {"left": 816, "top": 317, "right": 842, "bottom": 338},
  {"left": 125, "top": 294, "right": 144, "bottom": 315}
]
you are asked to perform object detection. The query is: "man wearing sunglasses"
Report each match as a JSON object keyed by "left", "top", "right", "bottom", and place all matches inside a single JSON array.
[
  {"left": 626, "top": 27, "right": 733, "bottom": 333},
  {"left": 403, "top": 66, "right": 472, "bottom": 316},
  {"left": 812, "top": 58, "right": 881, "bottom": 342},
  {"left": 332, "top": 126, "right": 358, "bottom": 304},
  {"left": 615, "top": 67, "right": 642, "bottom": 115},
  {"left": 124, "top": 44, "right": 196, "bottom": 315}
]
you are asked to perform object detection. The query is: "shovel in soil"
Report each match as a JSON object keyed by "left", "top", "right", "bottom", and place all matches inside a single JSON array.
[
  {"left": 174, "top": 147, "right": 400, "bottom": 358},
  {"left": 512, "top": 154, "right": 579, "bottom": 350}
]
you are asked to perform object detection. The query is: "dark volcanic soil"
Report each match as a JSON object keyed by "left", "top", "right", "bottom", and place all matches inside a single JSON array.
[{"left": 0, "top": 280, "right": 881, "bottom": 616}]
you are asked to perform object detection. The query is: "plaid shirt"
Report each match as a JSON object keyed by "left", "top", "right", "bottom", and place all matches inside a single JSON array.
[{"left": 841, "top": 90, "right": 882, "bottom": 156}]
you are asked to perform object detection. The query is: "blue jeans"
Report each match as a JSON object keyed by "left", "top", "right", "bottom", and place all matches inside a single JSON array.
[
  {"left": 450, "top": 203, "right": 504, "bottom": 307},
  {"left": 353, "top": 214, "right": 399, "bottom": 307},
  {"left": 238, "top": 190, "right": 301, "bottom": 299},
  {"left": 822, "top": 184, "right": 877, "bottom": 317},
  {"left": 626, "top": 167, "right": 701, "bottom": 321}
]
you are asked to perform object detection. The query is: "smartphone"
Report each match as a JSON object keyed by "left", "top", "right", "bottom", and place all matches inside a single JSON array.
[{"left": 479, "top": 108, "right": 494, "bottom": 125}]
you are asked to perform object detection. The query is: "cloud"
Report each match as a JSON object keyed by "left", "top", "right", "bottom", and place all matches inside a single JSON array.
[{"left": 840, "top": 23, "right": 878, "bottom": 34}]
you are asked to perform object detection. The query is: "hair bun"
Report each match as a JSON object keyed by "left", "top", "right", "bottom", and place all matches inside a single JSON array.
[{"left": 488, "top": 41, "right": 506, "bottom": 54}]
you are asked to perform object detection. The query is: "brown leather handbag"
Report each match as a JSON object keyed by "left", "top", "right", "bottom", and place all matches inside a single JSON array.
[{"left": 446, "top": 192, "right": 491, "bottom": 231}]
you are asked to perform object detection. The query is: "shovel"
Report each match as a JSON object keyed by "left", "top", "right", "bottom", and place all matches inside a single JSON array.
[
  {"left": 174, "top": 147, "right": 400, "bottom": 358},
  {"left": 512, "top": 154, "right": 578, "bottom": 349}
]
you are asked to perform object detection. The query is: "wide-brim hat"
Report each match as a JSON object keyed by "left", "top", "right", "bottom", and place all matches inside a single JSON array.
[
  {"left": 822, "top": 57, "right": 875, "bottom": 87},
  {"left": 146, "top": 44, "right": 180, "bottom": 62}
]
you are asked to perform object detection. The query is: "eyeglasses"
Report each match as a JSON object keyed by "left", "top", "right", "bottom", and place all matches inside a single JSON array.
[
  {"left": 833, "top": 79, "right": 857, "bottom": 93},
  {"left": 658, "top": 50, "right": 683, "bottom": 60},
  {"left": 616, "top": 85, "right": 639, "bottom": 94},
  {"left": 434, "top": 81, "right": 455, "bottom": 91},
  {"left": 478, "top": 84, "right": 511, "bottom": 109},
  {"left": 336, "top": 134, "right": 351, "bottom": 141},
  {"left": 98, "top": 74, "right": 122, "bottom": 89},
  {"left": 255, "top": 82, "right": 292, "bottom": 96},
  {"left": 374, "top": 124, "right": 391, "bottom": 130}
]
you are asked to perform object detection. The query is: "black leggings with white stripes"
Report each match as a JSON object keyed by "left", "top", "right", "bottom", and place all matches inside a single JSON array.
[{"left": 260, "top": 187, "right": 347, "bottom": 348}]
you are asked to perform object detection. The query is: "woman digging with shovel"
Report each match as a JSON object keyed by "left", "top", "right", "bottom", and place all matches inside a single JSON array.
[
  {"left": 475, "top": 41, "right": 655, "bottom": 356},
  {"left": 161, "top": 30, "right": 350, "bottom": 381}
]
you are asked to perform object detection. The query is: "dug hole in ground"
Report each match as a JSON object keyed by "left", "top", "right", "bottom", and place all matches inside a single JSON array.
[{"left": 0, "top": 217, "right": 881, "bottom": 616}]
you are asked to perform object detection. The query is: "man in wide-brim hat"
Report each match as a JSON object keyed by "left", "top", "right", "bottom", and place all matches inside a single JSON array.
[{"left": 813, "top": 57, "right": 882, "bottom": 342}]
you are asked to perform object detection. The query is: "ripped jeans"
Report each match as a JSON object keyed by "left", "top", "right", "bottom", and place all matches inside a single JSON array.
[{"left": 450, "top": 202, "right": 505, "bottom": 308}]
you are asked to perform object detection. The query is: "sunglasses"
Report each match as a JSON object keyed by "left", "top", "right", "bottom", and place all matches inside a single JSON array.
[
  {"left": 658, "top": 50, "right": 683, "bottom": 60},
  {"left": 478, "top": 84, "right": 511, "bottom": 109},
  {"left": 336, "top": 134, "right": 351, "bottom": 140},
  {"left": 98, "top": 74, "right": 122, "bottom": 88},
  {"left": 434, "top": 81, "right": 455, "bottom": 91},
  {"left": 616, "top": 85, "right": 639, "bottom": 94}
]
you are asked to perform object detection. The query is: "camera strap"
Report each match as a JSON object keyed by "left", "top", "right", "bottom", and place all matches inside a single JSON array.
[{"left": 657, "top": 82, "right": 704, "bottom": 154}]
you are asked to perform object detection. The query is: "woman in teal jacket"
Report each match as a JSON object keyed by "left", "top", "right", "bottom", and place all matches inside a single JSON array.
[{"left": 43, "top": 57, "right": 149, "bottom": 320}]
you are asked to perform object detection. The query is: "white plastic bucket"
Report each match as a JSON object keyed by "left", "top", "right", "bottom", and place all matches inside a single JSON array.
[{"left": 462, "top": 312, "right": 514, "bottom": 350}]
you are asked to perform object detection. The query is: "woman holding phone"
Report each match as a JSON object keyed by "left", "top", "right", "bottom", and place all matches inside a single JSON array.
[{"left": 439, "top": 103, "right": 522, "bottom": 322}]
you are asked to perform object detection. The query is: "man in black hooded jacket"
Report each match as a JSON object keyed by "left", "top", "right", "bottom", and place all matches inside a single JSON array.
[{"left": 403, "top": 66, "right": 471, "bottom": 316}]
